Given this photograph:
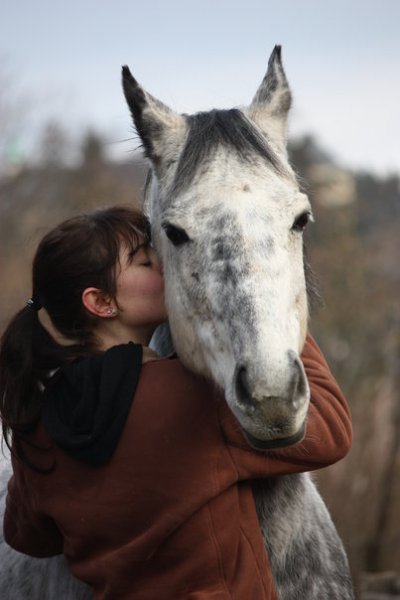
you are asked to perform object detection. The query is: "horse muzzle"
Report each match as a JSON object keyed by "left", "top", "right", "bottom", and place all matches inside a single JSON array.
[{"left": 232, "top": 350, "right": 310, "bottom": 448}]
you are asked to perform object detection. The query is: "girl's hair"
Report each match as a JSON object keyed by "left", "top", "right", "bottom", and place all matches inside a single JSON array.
[{"left": 0, "top": 206, "right": 151, "bottom": 461}]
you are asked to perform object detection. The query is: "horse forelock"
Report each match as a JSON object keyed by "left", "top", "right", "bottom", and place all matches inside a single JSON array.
[{"left": 169, "top": 109, "right": 288, "bottom": 197}]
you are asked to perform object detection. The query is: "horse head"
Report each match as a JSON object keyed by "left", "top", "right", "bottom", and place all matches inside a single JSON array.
[{"left": 123, "top": 46, "right": 313, "bottom": 449}]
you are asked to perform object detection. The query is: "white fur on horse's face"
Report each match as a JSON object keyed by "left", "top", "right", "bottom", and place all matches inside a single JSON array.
[
  {"left": 127, "top": 47, "right": 312, "bottom": 444},
  {"left": 147, "top": 146, "right": 311, "bottom": 443}
]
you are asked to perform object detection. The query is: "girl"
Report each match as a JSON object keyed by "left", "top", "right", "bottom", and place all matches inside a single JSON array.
[{"left": 1, "top": 206, "right": 352, "bottom": 599}]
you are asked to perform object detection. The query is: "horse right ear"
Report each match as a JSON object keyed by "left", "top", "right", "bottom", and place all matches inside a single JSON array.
[
  {"left": 246, "top": 46, "right": 292, "bottom": 154},
  {"left": 122, "top": 66, "right": 187, "bottom": 171}
]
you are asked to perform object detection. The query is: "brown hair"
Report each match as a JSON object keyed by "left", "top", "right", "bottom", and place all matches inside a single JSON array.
[{"left": 0, "top": 206, "right": 150, "bottom": 461}]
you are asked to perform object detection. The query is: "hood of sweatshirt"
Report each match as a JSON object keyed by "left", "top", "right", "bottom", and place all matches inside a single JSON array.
[{"left": 42, "top": 343, "right": 142, "bottom": 466}]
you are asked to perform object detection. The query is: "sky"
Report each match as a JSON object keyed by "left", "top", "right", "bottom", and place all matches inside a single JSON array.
[{"left": 1, "top": 0, "right": 399, "bottom": 175}]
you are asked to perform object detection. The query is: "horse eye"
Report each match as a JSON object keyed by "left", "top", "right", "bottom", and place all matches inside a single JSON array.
[
  {"left": 292, "top": 212, "right": 311, "bottom": 233},
  {"left": 163, "top": 222, "right": 190, "bottom": 247}
]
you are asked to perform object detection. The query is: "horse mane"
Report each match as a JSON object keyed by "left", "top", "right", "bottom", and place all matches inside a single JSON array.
[{"left": 303, "top": 247, "right": 323, "bottom": 314}]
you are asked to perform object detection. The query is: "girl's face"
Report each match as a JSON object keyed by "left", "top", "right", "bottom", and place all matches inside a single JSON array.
[{"left": 115, "top": 241, "right": 166, "bottom": 338}]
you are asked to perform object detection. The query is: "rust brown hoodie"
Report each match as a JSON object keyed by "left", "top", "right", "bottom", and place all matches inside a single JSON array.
[{"left": 4, "top": 335, "right": 352, "bottom": 599}]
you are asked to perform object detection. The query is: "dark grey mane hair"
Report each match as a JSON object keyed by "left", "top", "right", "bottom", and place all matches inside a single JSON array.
[
  {"left": 171, "top": 109, "right": 284, "bottom": 195},
  {"left": 303, "top": 244, "right": 323, "bottom": 314}
]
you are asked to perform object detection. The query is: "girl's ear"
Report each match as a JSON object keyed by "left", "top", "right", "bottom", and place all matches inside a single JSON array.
[{"left": 82, "top": 288, "right": 118, "bottom": 318}]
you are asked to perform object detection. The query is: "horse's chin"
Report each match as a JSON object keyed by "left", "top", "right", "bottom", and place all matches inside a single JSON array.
[{"left": 242, "top": 421, "right": 306, "bottom": 450}]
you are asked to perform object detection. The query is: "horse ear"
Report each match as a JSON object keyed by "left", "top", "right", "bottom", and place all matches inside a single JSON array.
[
  {"left": 247, "top": 46, "right": 292, "bottom": 151},
  {"left": 122, "top": 66, "right": 186, "bottom": 169}
]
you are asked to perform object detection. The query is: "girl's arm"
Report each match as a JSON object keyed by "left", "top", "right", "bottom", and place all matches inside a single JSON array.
[{"left": 220, "top": 334, "right": 352, "bottom": 479}]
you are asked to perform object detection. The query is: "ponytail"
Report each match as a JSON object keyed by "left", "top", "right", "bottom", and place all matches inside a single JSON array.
[{"left": 0, "top": 303, "right": 87, "bottom": 458}]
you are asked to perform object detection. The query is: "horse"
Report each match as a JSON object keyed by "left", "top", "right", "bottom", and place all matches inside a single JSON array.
[
  {"left": 0, "top": 46, "right": 354, "bottom": 599},
  {"left": 122, "top": 45, "right": 354, "bottom": 600}
]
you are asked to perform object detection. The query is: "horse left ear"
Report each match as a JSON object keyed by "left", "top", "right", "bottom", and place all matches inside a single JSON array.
[
  {"left": 122, "top": 66, "right": 186, "bottom": 170},
  {"left": 246, "top": 46, "right": 292, "bottom": 152}
]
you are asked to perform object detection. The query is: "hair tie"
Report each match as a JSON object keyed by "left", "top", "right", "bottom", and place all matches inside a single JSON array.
[{"left": 26, "top": 297, "right": 42, "bottom": 312}]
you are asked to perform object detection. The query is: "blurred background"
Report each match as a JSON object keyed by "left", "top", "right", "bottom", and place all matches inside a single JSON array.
[{"left": 1, "top": 1, "right": 399, "bottom": 598}]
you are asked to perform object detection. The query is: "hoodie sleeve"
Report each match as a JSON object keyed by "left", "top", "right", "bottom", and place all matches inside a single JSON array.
[
  {"left": 4, "top": 469, "right": 63, "bottom": 557},
  {"left": 219, "top": 334, "right": 353, "bottom": 480}
]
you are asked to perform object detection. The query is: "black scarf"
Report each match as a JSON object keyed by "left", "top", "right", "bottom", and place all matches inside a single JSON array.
[{"left": 42, "top": 343, "right": 142, "bottom": 466}]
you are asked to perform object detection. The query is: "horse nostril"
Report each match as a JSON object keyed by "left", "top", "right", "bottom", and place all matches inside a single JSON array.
[
  {"left": 288, "top": 352, "right": 308, "bottom": 408},
  {"left": 235, "top": 366, "right": 255, "bottom": 410}
]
